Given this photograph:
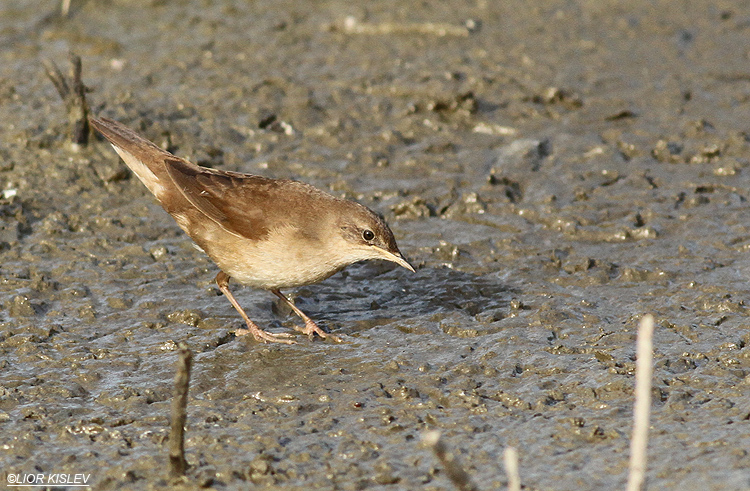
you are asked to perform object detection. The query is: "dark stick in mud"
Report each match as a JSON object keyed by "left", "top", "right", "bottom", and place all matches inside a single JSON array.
[
  {"left": 423, "top": 431, "right": 479, "bottom": 491},
  {"left": 169, "top": 342, "right": 193, "bottom": 478},
  {"left": 43, "top": 54, "right": 90, "bottom": 145}
]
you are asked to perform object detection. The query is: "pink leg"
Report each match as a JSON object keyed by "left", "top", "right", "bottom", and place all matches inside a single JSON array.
[
  {"left": 216, "top": 272, "right": 295, "bottom": 344},
  {"left": 271, "top": 289, "right": 342, "bottom": 342}
]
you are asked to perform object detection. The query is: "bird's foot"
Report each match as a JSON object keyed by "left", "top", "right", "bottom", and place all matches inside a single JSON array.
[
  {"left": 235, "top": 326, "right": 296, "bottom": 344},
  {"left": 293, "top": 319, "right": 342, "bottom": 342}
]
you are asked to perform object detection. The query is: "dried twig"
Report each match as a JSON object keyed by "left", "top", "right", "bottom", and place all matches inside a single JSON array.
[
  {"left": 626, "top": 314, "right": 655, "bottom": 491},
  {"left": 423, "top": 431, "right": 480, "bottom": 491},
  {"left": 43, "top": 54, "right": 90, "bottom": 145},
  {"left": 503, "top": 447, "right": 521, "bottom": 491},
  {"left": 342, "top": 16, "right": 471, "bottom": 37},
  {"left": 169, "top": 342, "right": 193, "bottom": 478}
]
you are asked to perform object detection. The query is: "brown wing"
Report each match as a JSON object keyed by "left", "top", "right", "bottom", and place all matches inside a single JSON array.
[
  {"left": 91, "top": 116, "right": 336, "bottom": 242},
  {"left": 164, "top": 158, "right": 279, "bottom": 240},
  {"left": 164, "top": 159, "right": 335, "bottom": 242}
]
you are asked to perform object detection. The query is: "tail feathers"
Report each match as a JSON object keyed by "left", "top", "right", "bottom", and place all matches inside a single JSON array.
[
  {"left": 89, "top": 116, "right": 173, "bottom": 198},
  {"left": 89, "top": 117, "right": 171, "bottom": 161}
]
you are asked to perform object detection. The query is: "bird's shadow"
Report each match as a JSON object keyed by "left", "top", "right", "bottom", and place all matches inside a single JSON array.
[{"left": 281, "top": 262, "right": 518, "bottom": 336}]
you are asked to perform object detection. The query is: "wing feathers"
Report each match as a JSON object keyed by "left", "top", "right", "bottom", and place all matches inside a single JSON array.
[{"left": 91, "top": 116, "right": 334, "bottom": 243}]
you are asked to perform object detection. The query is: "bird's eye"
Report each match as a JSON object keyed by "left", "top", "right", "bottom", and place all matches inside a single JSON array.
[{"left": 362, "top": 229, "right": 375, "bottom": 241}]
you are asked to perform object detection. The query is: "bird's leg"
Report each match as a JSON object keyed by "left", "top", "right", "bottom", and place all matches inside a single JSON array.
[
  {"left": 215, "top": 272, "right": 295, "bottom": 344},
  {"left": 271, "top": 289, "right": 342, "bottom": 342}
]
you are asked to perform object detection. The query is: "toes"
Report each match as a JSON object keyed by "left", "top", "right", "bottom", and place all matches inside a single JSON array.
[
  {"left": 235, "top": 327, "right": 296, "bottom": 344},
  {"left": 271, "top": 332, "right": 296, "bottom": 339},
  {"left": 255, "top": 331, "right": 296, "bottom": 344},
  {"left": 260, "top": 334, "right": 296, "bottom": 345},
  {"left": 294, "top": 323, "right": 342, "bottom": 342},
  {"left": 235, "top": 323, "right": 339, "bottom": 344}
]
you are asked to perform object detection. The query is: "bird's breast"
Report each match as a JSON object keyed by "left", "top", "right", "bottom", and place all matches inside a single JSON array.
[{"left": 202, "top": 224, "right": 343, "bottom": 290}]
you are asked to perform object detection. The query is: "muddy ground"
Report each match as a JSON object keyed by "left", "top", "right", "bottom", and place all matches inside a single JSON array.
[{"left": 1, "top": 1, "right": 750, "bottom": 489}]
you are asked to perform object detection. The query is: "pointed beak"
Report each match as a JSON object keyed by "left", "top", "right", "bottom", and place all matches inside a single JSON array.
[{"left": 373, "top": 247, "right": 416, "bottom": 272}]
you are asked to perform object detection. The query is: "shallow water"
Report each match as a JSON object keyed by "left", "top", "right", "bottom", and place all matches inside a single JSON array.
[{"left": 1, "top": 1, "right": 749, "bottom": 490}]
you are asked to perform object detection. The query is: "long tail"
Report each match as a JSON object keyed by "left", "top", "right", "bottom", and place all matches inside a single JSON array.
[{"left": 89, "top": 116, "right": 174, "bottom": 199}]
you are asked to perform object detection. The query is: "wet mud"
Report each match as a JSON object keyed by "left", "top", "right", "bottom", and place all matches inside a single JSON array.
[{"left": 1, "top": 1, "right": 750, "bottom": 489}]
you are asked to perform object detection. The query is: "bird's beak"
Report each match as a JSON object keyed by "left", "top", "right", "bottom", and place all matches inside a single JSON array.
[{"left": 373, "top": 247, "right": 416, "bottom": 272}]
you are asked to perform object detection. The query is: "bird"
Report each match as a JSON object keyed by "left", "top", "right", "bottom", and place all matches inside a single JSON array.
[{"left": 89, "top": 116, "right": 414, "bottom": 344}]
